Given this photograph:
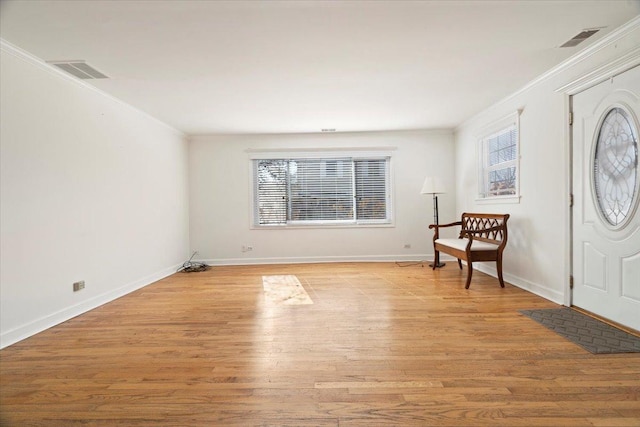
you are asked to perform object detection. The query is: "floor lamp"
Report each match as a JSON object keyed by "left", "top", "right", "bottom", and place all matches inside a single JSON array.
[{"left": 421, "top": 176, "right": 445, "bottom": 268}]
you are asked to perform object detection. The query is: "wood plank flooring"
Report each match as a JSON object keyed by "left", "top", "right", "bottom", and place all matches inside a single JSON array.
[{"left": 1, "top": 262, "right": 639, "bottom": 426}]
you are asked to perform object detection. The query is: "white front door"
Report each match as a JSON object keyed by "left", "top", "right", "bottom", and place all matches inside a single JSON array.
[{"left": 572, "top": 65, "right": 640, "bottom": 332}]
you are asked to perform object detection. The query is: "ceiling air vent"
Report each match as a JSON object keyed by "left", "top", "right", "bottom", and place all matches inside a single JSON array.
[
  {"left": 560, "top": 28, "right": 601, "bottom": 48},
  {"left": 47, "top": 61, "right": 108, "bottom": 79}
]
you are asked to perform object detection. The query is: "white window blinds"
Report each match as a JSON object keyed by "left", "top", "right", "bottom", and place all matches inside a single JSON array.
[
  {"left": 254, "top": 156, "right": 391, "bottom": 226},
  {"left": 256, "top": 160, "right": 288, "bottom": 225},
  {"left": 355, "top": 159, "right": 388, "bottom": 220},
  {"left": 289, "top": 159, "right": 354, "bottom": 222}
]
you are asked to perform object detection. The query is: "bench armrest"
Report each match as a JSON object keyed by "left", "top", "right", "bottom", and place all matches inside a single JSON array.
[
  {"left": 429, "top": 221, "right": 462, "bottom": 240},
  {"left": 428, "top": 221, "right": 461, "bottom": 230}
]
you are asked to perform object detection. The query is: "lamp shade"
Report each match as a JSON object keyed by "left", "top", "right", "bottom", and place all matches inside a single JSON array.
[{"left": 420, "top": 176, "right": 445, "bottom": 195}]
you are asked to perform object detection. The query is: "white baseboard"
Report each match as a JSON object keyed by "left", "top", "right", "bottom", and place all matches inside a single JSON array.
[
  {"left": 1, "top": 257, "right": 562, "bottom": 349},
  {"left": 474, "top": 264, "right": 564, "bottom": 304},
  {"left": 202, "top": 255, "right": 562, "bottom": 303},
  {"left": 0, "top": 263, "right": 182, "bottom": 349},
  {"left": 199, "top": 254, "right": 442, "bottom": 266}
]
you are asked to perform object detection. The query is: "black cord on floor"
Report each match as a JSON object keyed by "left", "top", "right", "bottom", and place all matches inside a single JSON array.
[
  {"left": 395, "top": 260, "right": 427, "bottom": 267},
  {"left": 177, "top": 251, "right": 210, "bottom": 273}
]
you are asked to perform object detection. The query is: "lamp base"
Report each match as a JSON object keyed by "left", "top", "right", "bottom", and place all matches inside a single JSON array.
[{"left": 429, "top": 262, "right": 446, "bottom": 268}]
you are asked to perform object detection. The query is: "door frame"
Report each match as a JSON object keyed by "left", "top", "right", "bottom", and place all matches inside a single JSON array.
[{"left": 558, "top": 51, "right": 640, "bottom": 307}]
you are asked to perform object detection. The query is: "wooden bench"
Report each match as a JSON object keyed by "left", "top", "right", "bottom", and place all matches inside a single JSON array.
[{"left": 428, "top": 213, "right": 510, "bottom": 289}]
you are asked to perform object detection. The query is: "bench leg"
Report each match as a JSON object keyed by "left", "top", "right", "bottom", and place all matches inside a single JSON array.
[
  {"left": 465, "top": 261, "right": 473, "bottom": 289},
  {"left": 457, "top": 259, "right": 462, "bottom": 270},
  {"left": 432, "top": 250, "right": 439, "bottom": 270},
  {"left": 496, "top": 256, "right": 505, "bottom": 288}
]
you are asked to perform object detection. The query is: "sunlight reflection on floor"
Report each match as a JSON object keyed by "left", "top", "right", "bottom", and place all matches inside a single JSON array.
[{"left": 262, "top": 275, "right": 314, "bottom": 305}]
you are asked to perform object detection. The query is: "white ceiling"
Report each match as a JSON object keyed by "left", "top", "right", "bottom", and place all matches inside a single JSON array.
[{"left": 1, "top": 0, "right": 639, "bottom": 135}]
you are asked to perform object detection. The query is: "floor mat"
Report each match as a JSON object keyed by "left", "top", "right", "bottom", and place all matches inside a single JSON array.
[{"left": 519, "top": 307, "right": 640, "bottom": 354}]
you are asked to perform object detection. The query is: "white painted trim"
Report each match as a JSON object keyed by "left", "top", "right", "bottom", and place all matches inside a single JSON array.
[
  {"left": 0, "top": 38, "right": 184, "bottom": 137},
  {"left": 475, "top": 195, "right": 521, "bottom": 205},
  {"left": 563, "top": 93, "right": 574, "bottom": 308},
  {"left": 474, "top": 110, "right": 522, "bottom": 139},
  {"left": 249, "top": 223, "right": 395, "bottom": 230},
  {"left": 551, "top": 15, "right": 640, "bottom": 77},
  {"left": 193, "top": 128, "right": 454, "bottom": 138},
  {"left": 0, "top": 264, "right": 182, "bottom": 349},
  {"left": 249, "top": 154, "right": 395, "bottom": 228},
  {"left": 556, "top": 47, "right": 640, "bottom": 95},
  {"left": 197, "top": 254, "right": 458, "bottom": 266},
  {"left": 559, "top": 42, "right": 640, "bottom": 308},
  {"left": 246, "top": 146, "right": 397, "bottom": 155},
  {"left": 474, "top": 264, "right": 564, "bottom": 304},
  {"left": 199, "top": 256, "right": 563, "bottom": 303},
  {"left": 476, "top": 110, "right": 522, "bottom": 202},
  {"left": 248, "top": 150, "right": 395, "bottom": 160},
  {"left": 457, "top": 15, "right": 640, "bottom": 132}
]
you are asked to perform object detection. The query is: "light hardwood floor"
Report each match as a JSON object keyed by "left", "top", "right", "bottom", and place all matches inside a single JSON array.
[{"left": 1, "top": 263, "right": 639, "bottom": 426}]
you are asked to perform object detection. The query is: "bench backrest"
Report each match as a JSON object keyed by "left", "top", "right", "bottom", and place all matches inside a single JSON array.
[{"left": 460, "top": 213, "right": 510, "bottom": 245}]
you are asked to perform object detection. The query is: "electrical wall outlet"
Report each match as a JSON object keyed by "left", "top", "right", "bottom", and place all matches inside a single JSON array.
[
  {"left": 73, "top": 280, "right": 85, "bottom": 292},
  {"left": 242, "top": 245, "right": 254, "bottom": 253}
]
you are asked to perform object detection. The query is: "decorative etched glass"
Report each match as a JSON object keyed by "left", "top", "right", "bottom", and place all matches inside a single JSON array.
[{"left": 593, "top": 107, "right": 639, "bottom": 227}]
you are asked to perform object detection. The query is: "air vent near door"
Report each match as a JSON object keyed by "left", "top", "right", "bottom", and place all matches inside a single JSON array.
[
  {"left": 560, "top": 28, "right": 601, "bottom": 48},
  {"left": 47, "top": 61, "right": 108, "bottom": 79}
]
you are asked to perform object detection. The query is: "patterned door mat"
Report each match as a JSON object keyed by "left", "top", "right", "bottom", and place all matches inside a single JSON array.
[{"left": 519, "top": 308, "right": 640, "bottom": 354}]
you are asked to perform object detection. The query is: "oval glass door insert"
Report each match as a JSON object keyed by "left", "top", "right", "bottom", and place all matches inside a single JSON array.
[{"left": 593, "top": 106, "right": 639, "bottom": 227}]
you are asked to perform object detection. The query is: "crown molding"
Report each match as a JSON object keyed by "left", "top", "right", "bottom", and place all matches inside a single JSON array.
[
  {"left": 0, "top": 38, "right": 185, "bottom": 137},
  {"left": 457, "top": 15, "right": 640, "bottom": 132},
  {"left": 555, "top": 46, "right": 640, "bottom": 95},
  {"left": 553, "top": 14, "right": 640, "bottom": 73}
]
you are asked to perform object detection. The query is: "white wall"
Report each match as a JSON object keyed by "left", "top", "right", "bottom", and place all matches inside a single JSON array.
[
  {"left": 0, "top": 44, "right": 190, "bottom": 348},
  {"left": 454, "top": 19, "right": 640, "bottom": 303},
  {"left": 189, "top": 130, "right": 455, "bottom": 264}
]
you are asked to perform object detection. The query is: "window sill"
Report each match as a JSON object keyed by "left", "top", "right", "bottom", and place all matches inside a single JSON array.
[
  {"left": 475, "top": 195, "right": 521, "bottom": 205},
  {"left": 251, "top": 222, "right": 395, "bottom": 230}
]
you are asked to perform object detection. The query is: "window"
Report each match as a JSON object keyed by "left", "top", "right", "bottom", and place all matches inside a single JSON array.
[
  {"left": 254, "top": 156, "right": 391, "bottom": 226},
  {"left": 478, "top": 112, "right": 520, "bottom": 201},
  {"left": 593, "top": 106, "right": 639, "bottom": 228}
]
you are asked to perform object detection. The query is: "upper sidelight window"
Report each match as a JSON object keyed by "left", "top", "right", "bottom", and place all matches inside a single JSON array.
[{"left": 478, "top": 112, "right": 520, "bottom": 202}]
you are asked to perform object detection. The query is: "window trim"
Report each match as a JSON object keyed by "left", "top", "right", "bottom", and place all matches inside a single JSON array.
[
  {"left": 249, "top": 149, "right": 395, "bottom": 229},
  {"left": 476, "top": 111, "right": 522, "bottom": 203}
]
